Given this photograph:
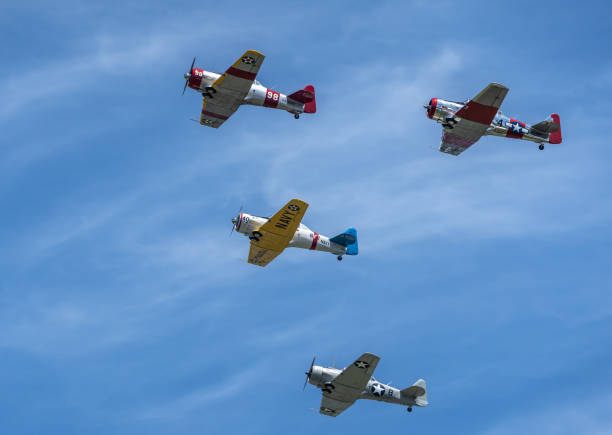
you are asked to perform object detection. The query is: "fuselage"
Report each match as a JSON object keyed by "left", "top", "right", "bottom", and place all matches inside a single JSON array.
[
  {"left": 426, "top": 98, "right": 555, "bottom": 144},
  {"left": 233, "top": 213, "right": 347, "bottom": 256},
  {"left": 186, "top": 68, "right": 307, "bottom": 114},
  {"left": 308, "top": 365, "right": 416, "bottom": 406}
]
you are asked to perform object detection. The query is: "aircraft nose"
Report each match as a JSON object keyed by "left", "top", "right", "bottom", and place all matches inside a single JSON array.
[
  {"left": 184, "top": 73, "right": 191, "bottom": 81},
  {"left": 231, "top": 217, "right": 237, "bottom": 226}
]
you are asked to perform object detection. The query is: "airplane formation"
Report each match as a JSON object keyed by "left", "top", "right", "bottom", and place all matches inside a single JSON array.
[{"left": 182, "top": 50, "right": 564, "bottom": 417}]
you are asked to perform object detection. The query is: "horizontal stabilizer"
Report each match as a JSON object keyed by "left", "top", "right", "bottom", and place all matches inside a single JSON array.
[
  {"left": 288, "top": 88, "right": 314, "bottom": 104},
  {"left": 288, "top": 85, "right": 316, "bottom": 113},
  {"left": 329, "top": 232, "right": 356, "bottom": 246},
  {"left": 401, "top": 379, "right": 428, "bottom": 406},
  {"left": 530, "top": 119, "right": 560, "bottom": 138},
  {"left": 330, "top": 228, "right": 358, "bottom": 255}
]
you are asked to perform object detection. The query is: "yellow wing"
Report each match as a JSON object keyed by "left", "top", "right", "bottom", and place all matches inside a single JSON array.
[
  {"left": 247, "top": 199, "right": 309, "bottom": 267},
  {"left": 247, "top": 245, "right": 282, "bottom": 267},
  {"left": 200, "top": 50, "right": 265, "bottom": 128}
]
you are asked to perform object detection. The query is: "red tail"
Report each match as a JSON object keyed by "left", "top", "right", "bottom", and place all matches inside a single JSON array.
[
  {"left": 549, "top": 113, "right": 562, "bottom": 144},
  {"left": 288, "top": 85, "right": 316, "bottom": 113}
]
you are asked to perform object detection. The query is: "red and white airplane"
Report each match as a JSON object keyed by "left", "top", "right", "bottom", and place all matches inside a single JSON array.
[
  {"left": 425, "top": 83, "right": 562, "bottom": 155},
  {"left": 182, "top": 50, "right": 316, "bottom": 128}
]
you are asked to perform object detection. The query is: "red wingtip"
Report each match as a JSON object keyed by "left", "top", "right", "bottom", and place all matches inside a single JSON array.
[
  {"left": 303, "top": 85, "right": 316, "bottom": 113},
  {"left": 549, "top": 113, "right": 562, "bottom": 144}
]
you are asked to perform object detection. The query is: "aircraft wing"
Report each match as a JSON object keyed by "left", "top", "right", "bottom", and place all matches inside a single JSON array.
[
  {"left": 439, "top": 83, "right": 509, "bottom": 155},
  {"left": 247, "top": 244, "right": 283, "bottom": 267},
  {"left": 319, "top": 353, "right": 380, "bottom": 417},
  {"left": 199, "top": 50, "right": 265, "bottom": 128},
  {"left": 247, "top": 199, "right": 308, "bottom": 267}
]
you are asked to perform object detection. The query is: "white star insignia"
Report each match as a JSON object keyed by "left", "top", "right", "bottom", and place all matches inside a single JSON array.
[{"left": 354, "top": 361, "right": 369, "bottom": 369}]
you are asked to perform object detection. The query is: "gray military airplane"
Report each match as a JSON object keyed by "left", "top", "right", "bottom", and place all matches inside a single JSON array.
[{"left": 304, "top": 353, "right": 428, "bottom": 417}]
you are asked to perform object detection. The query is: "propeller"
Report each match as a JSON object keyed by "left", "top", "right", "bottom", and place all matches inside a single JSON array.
[
  {"left": 182, "top": 56, "right": 196, "bottom": 95},
  {"left": 303, "top": 356, "right": 316, "bottom": 390},
  {"left": 230, "top": 205, "right": 243, "bottom": 236}
]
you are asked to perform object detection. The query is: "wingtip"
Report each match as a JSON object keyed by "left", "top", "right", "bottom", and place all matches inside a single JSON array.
[
  {"left": 291, "top": 198, "right": 309, "bottom": 207},
  {"left": 489, "top": 82, "right": 509, "bottom": 90},
  {"left": 247, "top": 49, "right": 265, "bottom": 58}
]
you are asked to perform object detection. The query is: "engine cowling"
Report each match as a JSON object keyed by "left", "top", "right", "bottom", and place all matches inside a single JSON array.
[
  {"left": 187, "top": 68, "right": 204, "bottom": 90},
  {"left": 426, "top": 98, "right": 438, "bottom": 119}
]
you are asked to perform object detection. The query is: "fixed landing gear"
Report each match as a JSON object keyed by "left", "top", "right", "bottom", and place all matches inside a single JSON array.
[
  {"left": 337, "top": 256, "right": 343, "bottom": 261},
  {"left": 538, "top": 144, "right": 545, "bottom": 150},
  {"left": 322, "top": 382, "right": 335, "bottom": 393},
  {"left": 442, "top": 115, "right": 458, "bottom": 129},
  {"left": 294, "top": 113, "right": 300, "bottom": 119},
  {"left": 202, "top": 86, "right": 217, "bottom": 98},
  {"left": 407, "top": 407, "right": 413, "bottom": 413}
]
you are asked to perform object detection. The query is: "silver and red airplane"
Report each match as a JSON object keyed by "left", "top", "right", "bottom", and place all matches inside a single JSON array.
[
  {"left": 425, "top": 83, "right": 562, "bottom": 155},
  {"left": 182, "top": 50, "right": 316, "bottom": 128}
]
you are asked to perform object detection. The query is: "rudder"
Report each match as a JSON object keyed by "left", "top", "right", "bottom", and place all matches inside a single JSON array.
[{"left": 549, "top": 113, "right": 562, "bottom": 144}]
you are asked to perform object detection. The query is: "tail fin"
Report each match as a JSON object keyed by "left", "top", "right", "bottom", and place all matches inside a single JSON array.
[
  {"left": 548, "top": 113, "right": 562, "bottom": 144},
  {"left": 288, "top": 85, "right": 316, "bottom": 113},
  {"left": 329, "top": 228, "right": 358, "bottom": 255},
  {"left": 401, "top": 379, "right": 428, "bottom": 407}
]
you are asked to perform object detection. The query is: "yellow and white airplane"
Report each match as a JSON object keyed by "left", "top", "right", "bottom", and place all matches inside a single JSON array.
[{"left": 231, "top": 199, "right": 358, "bottom": 267}]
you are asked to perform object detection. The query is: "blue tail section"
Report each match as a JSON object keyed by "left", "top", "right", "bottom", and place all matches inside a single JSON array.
[{"left": 330, "top": 228, "right": 358, "bottom": 256}]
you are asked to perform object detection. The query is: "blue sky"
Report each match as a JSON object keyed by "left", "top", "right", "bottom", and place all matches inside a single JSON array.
[{"left": 1, "top": 1, "right": 612, "bottom": 433}]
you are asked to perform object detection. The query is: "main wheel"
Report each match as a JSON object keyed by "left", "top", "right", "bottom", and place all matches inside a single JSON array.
[
  {"left": 337, "top": 256, "right": 343, "bottom": 261},
  {"left": 538, "top": 144, "right": 545, "bottom": 150},
  {"left": 294, "top": 113, "right": 300, "bottom": 119}
]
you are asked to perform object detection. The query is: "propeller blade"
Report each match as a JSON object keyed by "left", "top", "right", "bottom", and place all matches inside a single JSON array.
[
  {"left": 230, "top": 205, "right": 244, "bottom": 237},
  {"left": 182, "top": 57, "right": 196, "bottom": 95},
  {"left": 303, "top": 356, "right": 315, "bottom": 390}
]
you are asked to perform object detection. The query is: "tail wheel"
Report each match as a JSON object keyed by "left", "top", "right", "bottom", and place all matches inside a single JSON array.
[
  {"left": 407, "top": 407, "right": 413, "bottom": 413},
  {"left": 538, "top": 144, "right": 545, "bottom": 150},
  {"left": 337, "top": 256, "right": 343, "bottom": 261},
  {"left": 294, "top": 113, "right": 300, "bottom": 119}
]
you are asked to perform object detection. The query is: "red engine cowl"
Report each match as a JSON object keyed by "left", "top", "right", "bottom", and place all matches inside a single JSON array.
[
  {"left": 426, "top": 98, "right": 438, "bottom": 119},
  {"left": 189, "top": 68, "right": 204, "bottom": 90}
]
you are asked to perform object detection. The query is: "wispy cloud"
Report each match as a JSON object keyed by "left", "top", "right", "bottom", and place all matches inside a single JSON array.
[
  {"left": 137, "top": 362, "right": 265, "bottom": 421},
  {"left": 480, "top": 394, "right": 612, "bottom": 435}
]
